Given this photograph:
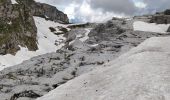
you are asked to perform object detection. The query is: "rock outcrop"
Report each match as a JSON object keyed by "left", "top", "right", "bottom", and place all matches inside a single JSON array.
[
  {"left": 150, "top": 9, "right": 170, "bottom": 24},
  {"left": 0, "top": 0, "right": 38, "bottom": 55},
  {"left": 88, "top": 20, "right": 125, "bottom": 43},
  {"left": 16, "top": 0, "right": 69, "bottom": 23},
  {"left": 167, "top": 26, "right": 170, "bottom": 32}
]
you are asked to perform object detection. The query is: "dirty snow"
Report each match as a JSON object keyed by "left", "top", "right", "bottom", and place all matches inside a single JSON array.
[
  {"left": 37, "top": 36, "right": 170, "bottom": 100},
  {"left": 133, "top": 21, "right": 170, "bottom": 33},
  {"left": 0, "top": 17, "right": 66, "bottom": 71}
]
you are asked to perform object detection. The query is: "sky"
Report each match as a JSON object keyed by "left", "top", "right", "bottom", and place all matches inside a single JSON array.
[{"left": 35, "top": 0, "right": 170, "bottom": 23}]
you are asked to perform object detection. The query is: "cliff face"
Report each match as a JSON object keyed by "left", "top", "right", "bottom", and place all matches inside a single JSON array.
[
  {"left": 16, "top": 0, "right": 69, "bottom": 23},
  {"left": 0, "top": 0, "right": 69, "bottom": 55},
  {"left": 0, "top": 0, "right": 38, "bottom": 55}
]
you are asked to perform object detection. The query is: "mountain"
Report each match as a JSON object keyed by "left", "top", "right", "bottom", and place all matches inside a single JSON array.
[
  {"left": 0, "top": 1, "right": 170, "bottom": 100},
  {"left": 0, "top": 12, "right": 170, "bottom": 99},
  {"left": 16, "top": 0, "right": 69, "bottom": 23},
  {"left": 0, "top": 0, "right": 69, "bottom": 55}
]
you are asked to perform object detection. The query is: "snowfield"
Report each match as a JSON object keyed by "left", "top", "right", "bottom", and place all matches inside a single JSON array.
[
  {"left": 0, "top": 17, "right": 66, "bottom": 71},
  {"left": 37, "top": 36, "right": 170, "bottom": 100},
  {"left": 133, "top": 21, "right": 170, "bottom": 33}
]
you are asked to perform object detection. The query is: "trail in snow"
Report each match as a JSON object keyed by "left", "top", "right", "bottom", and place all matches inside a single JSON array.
[{"left": 0, "top": 17, "right": 66, "bottom": 71}]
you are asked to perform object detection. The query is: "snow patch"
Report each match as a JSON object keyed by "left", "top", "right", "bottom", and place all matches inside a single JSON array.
[
  {"left": 0, "top": 17, "right": 67, "bottom": 71},
  {"left": 11, "top": 0, "right": 18, "bottom": 4},
  {"left": 133, "top": 21, "right": 170, "bottom": 33}
]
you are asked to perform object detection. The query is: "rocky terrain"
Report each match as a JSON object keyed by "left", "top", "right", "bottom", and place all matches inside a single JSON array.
[
  {"left": 0, "top": 1, "right": 170, "bottom": 100},
  {"left": 0, "top": 14, "right": 170, "bottom": 99},
  {"left": 0, "top": 0, "right": 68, "bottom": 55}
]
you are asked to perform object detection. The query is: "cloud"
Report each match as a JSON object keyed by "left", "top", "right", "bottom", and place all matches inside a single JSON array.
[
  {"left": 90, "top": 0, "right": 137, "bottom": 15},
  {"left": 35, "top": 0, "right": 170, "bottom": 23},
  {"left": 143, "top": 0, "right": 170, "bottom": 12},
  {"left": 35, "top": 0, "right": 136, "bottom": 23},
  {"left": 64, "top": 0, "right": 127, "bottom": 23},
  {"left": 134, "top": 1, "right": 147, "bottom": 8}
]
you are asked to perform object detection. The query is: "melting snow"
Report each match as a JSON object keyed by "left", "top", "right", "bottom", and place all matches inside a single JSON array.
[
  {"left": 0, "top": 17, "right": 66, "bottom": 71},
  {"left": 133, "top": 21, "right": 170, "bottom": 33}
]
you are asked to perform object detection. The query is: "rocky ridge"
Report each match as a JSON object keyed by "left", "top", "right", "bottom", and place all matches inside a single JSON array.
[{"left": 16, "top": 0, "right": 69, "bottom": 23}]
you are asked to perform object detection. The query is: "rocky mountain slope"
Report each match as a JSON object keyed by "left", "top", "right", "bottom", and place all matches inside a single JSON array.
[
  {"left": 0, "top": 0, "right": 68, "bottom": 55},
  {"left": 0, "top": 14, "right": 170, "bottom": 99},
  {"left": 38, "top": 36, "right": 170, "bottom": 100},
  {"left": 0, "top": 1, "right": 170, "bottom": 100}
]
